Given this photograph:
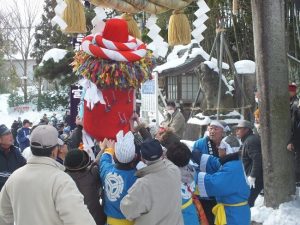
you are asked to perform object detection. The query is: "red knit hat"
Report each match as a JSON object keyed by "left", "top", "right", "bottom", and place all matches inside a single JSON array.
[{"left": 289, "top": 83, "right": 297, "bottom": 92}]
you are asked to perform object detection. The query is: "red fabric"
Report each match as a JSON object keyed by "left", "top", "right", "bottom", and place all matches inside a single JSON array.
[
  {"left": 83, "top": 88, "right": 134, "bottom": 141},
  {"left": 102, "top": 18, "right": 128, "bottom": 43}
]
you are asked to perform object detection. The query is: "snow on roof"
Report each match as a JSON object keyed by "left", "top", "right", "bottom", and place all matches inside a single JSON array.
[
  {"left": 39, "top": 48, "right": 68, "bottom": 66},
  {"left": 187, "top": 110, "right": 244, "bottom": 126},
  {"left": 234, "top": 60, "right": 255, "bottom": 74},
  {"left": 154, "top": 40, "right": 229, "bottom": 73}
]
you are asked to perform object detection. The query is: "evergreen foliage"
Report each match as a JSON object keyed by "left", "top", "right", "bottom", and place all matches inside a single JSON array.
[
  {"left": 34, "top": 51, "right": 76, "bottom": 86},
  {"left": 31, "top": 0, "right": 72, "bottom": 64}
]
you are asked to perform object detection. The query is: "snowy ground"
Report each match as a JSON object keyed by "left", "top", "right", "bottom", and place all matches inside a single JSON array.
[
  {"left": 251, "top": 191, "right": 300, "bottom": 225},
  {"left": 1, "top": 94, "right": 300, "bottom": 224}
]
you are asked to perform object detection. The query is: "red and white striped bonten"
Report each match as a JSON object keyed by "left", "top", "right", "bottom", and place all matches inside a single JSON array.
[{"left": 81, "top": 33, "right": 147, "bottom": 62}]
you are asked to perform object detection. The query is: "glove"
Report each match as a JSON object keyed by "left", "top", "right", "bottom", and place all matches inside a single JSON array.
[{"left": 247, "top": 176, "right": 256, "bottom": 189}]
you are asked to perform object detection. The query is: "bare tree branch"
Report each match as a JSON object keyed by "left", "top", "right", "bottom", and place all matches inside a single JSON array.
[{"left": 0, "top": 0, "right": 42, "bottom": 102}]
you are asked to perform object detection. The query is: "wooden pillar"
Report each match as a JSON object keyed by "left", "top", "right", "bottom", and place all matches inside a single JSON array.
[{"left": 251, "top": 0, "right": 295, "bottom": 207}]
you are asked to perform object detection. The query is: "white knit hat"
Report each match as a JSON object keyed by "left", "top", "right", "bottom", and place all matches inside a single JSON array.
[{"left": 115, "top": 130, "right": 136, "bottom": 163}]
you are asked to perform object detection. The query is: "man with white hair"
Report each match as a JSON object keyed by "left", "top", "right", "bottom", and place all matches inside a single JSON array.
[
  {"left": 192, "top": 120, "right": 228, "bottom": 224},
  {"left": 99, "top": 130, "right": 137, "bottom": 225},
  {"left": 193, "top": 120, "right": 228, "bottom": 157}
]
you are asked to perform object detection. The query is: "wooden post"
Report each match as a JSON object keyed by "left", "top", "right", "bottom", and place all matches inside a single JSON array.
[{"left": 251, "top": 0, "right": 295, "bottom": 207}]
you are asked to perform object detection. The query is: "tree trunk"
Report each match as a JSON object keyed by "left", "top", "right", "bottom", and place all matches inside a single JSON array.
[
  {"left": 251, "top": 0, "right": 295, "bottom": 207},
  {"left": 37, "top": 77, "right": 42, "bottom": 111},
  {"left": 23, "top": 60, "right": 28, "bottom": 103}
]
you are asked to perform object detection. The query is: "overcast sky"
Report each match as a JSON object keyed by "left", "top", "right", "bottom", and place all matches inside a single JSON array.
[{"left": 0, "top": 0, "right": 44, "bottom": 26}]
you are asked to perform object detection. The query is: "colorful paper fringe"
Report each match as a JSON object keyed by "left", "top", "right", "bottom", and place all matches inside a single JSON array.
[{"left": 71, "top": 50, "right": 155, "bottom": 89}]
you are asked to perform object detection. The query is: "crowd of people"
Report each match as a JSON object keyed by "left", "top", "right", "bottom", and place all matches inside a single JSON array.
[{"left": 0, "top": 91, "right": 298, "bottom": 225}]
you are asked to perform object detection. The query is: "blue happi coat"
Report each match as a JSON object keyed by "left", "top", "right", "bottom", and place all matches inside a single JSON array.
[
  {"left": 193, "top": 136, "right": 209, "bottom": 154},
  {"left": 180, "top": 166, "right": 200, "bottom": 225},
  {"left": 197, "top": 154, "right": 250, "bottom": 225},
  {"left": 99, "top": 153, "right": 137, "bottom": 219}
]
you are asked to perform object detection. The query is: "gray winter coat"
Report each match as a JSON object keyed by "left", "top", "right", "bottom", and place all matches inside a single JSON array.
[
  {"left": 120, "top": 159, "right": 184, "bottom": 225},
  {"left": 164, "top": 109, "right": 186, "bottom": 138}
]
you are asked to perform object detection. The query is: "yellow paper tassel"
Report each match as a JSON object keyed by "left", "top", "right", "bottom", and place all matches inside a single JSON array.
[
  {"left": 233, "top": 0, "right": 239, "bottom": 15},
  {"left": 63, "top": 0, "right": 87, "bottom": 33},
  {"left": 121, "top": 13, "right": 141, "bottom": 40},
  {"left": 168, "top": 10, "right": 191, "bottom": 46}
]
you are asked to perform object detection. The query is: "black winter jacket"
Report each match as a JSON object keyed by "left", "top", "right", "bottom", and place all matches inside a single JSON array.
[
  {"left": 289, "top": 96, "right": 300, "bottom": 149},
  {"left": 68, "top": 125, "right": 83, "bottom": 149},
  {"left": 241, "top": 132, "right": 263, "bottom": 179},
  {"left": 66, "top": 164, "right": 106, "bottom": 225},
  {"left": 0, "top": 145, "right": 26, "bottom": 191}
]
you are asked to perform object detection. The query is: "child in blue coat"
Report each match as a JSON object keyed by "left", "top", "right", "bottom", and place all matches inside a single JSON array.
[{"left": 99, "top": 131, "right": 137, "bottom": 225}]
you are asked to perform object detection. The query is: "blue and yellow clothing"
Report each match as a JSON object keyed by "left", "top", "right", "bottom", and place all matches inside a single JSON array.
[
  {"left": 99, "top": 153, "right": 137, "bottom": 220},
  {"left": 198, "top": 154, "right": 250, "bottom": 225},
  {"left": 181, "top": 180, "right": 200, "bottom": 225}
]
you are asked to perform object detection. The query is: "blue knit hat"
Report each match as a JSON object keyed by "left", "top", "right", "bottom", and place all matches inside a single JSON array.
[
  {"left": 140, "top": 139, "right": 163, "bottom": 161},
  {"left": 0, "top": 124, "right": 11, "bottom": 136}
]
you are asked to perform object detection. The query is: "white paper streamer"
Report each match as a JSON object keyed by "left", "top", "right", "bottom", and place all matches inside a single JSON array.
[
  {"left": 91, "top": 7, "right": 107, "bottom": 34},
  {"left": 79, "top": 79, "right": 106, "bottom": 110},
  {"left": 51, "top": 0, "right": 67, "bottom": 30},
  {"left": 192, "top": 0, "right": 210, "bottom": 43},
  {"left": 146, "top": 15, "right": 168, "bottom": 58},
  {"left": 82, "top": 129, "right": 96, "bottom": 161}
]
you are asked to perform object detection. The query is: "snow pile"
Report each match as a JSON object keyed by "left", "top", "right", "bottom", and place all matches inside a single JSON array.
[
  {"left": 251, "top": 192, "right": 300, "bottom": 225},
  {"left": 234, "top": 60, "right": 255, "bottom": 74},
  {"left": 154, "top": 40, "right": 229, "bottom": 73},
  {"left": 188, "top": 110, "right": 243, "bottom": 126},
  {"left": 39, "top": 48, "right": 68, "bottom": 66},
  {"left": 0, "top": 94, "right": 61, "bottom": 127},
  {"left": 188, "top": 113, "right": 211, "bottom": 126}
]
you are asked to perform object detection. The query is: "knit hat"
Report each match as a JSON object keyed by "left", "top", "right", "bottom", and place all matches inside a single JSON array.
[
  {"left": 289, "top": 83, "right": 297, "bottom": 92},
  {"left": 64, "top": 149, "right": 91, "bottom": 171},
  {"left": 0, "top": 124, "right": 10, "bottom": 136},
  {"left": 140, "top": 139, "right": 163, "bottom": 161},
  {"left": 115, "top": 130, "right": 136, "bottom": 164}
]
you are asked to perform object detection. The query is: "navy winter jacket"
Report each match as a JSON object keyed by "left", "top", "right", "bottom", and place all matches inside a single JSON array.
[
  {"left": 17, "top": 127, "right": 30, "bottom": 151},
  {"left": 0, "top": 145, "right": 26, "bottom": 191}
]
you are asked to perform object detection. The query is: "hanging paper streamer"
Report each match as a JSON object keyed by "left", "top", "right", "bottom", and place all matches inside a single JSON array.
[
  {"left": 146, "top": 15, "right": 169, "bottom": 58},
  {"left": 192, "top": 0, "right": 210, "bottom": 43},
  {"left": 52, "top": 0, "right": 67, "bottom": 30},
  {"left": 78, "top": 79, "right": 106, "bottom": 110},
  {"left": 91, "top": 6, "right": 107, "bottom": 34}
]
